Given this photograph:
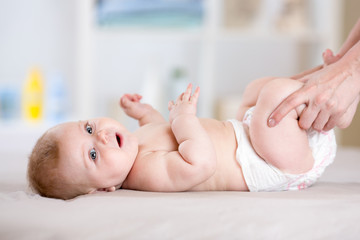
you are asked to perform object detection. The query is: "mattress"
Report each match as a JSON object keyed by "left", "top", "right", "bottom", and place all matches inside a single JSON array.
[{"left": 0, "top": 147, "right": 360, "bottom": 239}]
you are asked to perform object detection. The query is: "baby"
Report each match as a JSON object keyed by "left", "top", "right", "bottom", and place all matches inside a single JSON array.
[
  {"left": 28, "top": 73, "right": 341, "bottom": 200},
  {"left": 29, "top": 46, "right": 356, "bottom": 200}
]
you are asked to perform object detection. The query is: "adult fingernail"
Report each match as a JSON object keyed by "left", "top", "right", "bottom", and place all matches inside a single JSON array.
[{"left": 268, "top": 118, "right": 276, "bottom": 127}]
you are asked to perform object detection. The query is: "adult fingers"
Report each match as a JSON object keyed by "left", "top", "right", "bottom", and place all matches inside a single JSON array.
[
  {"left": 323, "top": 78, "right": 360, "bottom": 131},
  {"left": 298, "top": 105, "right": 320, "bottom": 130},
  {"left": 323, "top": 115, "right": 338, "bottom": 132},
  {"left": 323, "top": 96, "right": 357, "bottom": 131},
  {"left": 268, "top": 89, "right": 308, "bottom": 127},
  {"left": 328, "top": 96, "right": 360, "bottom": 130},
  {"left": 310, "top": 90, "right": 337, "bottom": 131},
  {"left": 323, "top": 103, "right": 346, "bottom": 131},
  {"left": 311, "top": 110, "right": 330, "bottom": 131}
]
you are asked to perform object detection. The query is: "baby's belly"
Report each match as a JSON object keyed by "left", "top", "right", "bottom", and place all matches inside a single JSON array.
[
  {"left": 189, "top": 164, "right": 249, "bottom": 191},
  {"left": 190, "top": 120, "right": 249, "bottom": 191}
]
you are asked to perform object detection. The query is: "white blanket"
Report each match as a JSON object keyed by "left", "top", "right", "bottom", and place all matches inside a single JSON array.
[{"left": 1, "top": 148, "right": 360, "bottom": 239}]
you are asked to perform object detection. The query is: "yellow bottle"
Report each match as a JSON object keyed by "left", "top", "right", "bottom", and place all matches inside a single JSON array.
[{"left": 22, "top": 68, "right": 44, "bottom": 121}]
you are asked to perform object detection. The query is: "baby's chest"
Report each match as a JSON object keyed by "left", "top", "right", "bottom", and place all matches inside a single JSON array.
[{"left": 137, "top": 124, "right": 178, "bottom": 152}]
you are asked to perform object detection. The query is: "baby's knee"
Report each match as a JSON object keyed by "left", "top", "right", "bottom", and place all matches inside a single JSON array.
[
  {"left": 258, "top": 78, "right": 304, "bottom": 110},
  {"left": 245, "top": 76, "right": 278, "bottom": 93}
]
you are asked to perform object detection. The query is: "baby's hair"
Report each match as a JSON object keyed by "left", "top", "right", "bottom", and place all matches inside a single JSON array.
[{"left": 27, "top": 128, "right": 88, "bottom": 200}]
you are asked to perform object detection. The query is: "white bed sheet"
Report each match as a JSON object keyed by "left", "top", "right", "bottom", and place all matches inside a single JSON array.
[{"left": 0, "top": 147, "right": 360, "bottom": 239}]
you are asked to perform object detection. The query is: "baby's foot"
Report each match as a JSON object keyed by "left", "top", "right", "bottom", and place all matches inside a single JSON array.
[{"left": 322, "top": 49, "right": 341, "bottom": 66}]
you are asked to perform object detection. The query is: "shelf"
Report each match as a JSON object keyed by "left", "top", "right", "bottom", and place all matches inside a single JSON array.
[
  {"left": 94, "top": 26, "right": 205, "bottom": 42},
  {"left": 73, "top": 0, "right": 344, "bottom": 119},
  {"left": 94, "top": 25, "right": 327, "bottom": 44}
]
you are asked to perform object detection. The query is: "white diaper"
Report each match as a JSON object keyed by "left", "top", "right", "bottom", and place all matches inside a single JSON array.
[{"left": 228, "top": 107, "right": 336, "bottom": 192}]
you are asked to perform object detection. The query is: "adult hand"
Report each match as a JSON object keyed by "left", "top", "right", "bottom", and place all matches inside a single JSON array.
[
  {"left": 268, "top": 49, "right": 360, "bottom": 132},
  {"left": 268, "top": 74, "right": 359, "bottom": 132},
  {"left": 268, "top": 55, "right": 360, "bottom": 131},
  {"left": 268, "top": 19, "right": 360, "bottom": 131}
]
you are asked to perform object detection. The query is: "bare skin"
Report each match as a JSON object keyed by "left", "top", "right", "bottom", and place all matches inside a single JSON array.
[
  {"left": 269, "top": 18, "right": 360, "bottom": 131},
  {"left": 55, "top": 81, "right": 315, "bottom": 196},
  {"left": 121, "top": 86, "right": 248, "bottom": 192},
  {"left": 120, "top": 81, "right": 313, "bottom": 193}
]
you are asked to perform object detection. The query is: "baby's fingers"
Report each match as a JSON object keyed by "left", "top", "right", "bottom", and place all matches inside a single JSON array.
[
  {"left": 168, "top": 100, "right": 175, "bottom": 111},
  {"left": 120, "top": 96, "right": 132, "bottom": 109},
  {"left": 176, "top": 93, "right": 184, "bottom": 103},
  {"left": 190, "top": 86, "right": 200, "bottom": 104},
  {"left": 182, "top": 83, "right": 193, "bottom": 101},
  {"left": 123, "top": 93, "right": 142, "bottom": 102},
  {"left": 134, "top": 94, "right": 143, "bottom": 101}
]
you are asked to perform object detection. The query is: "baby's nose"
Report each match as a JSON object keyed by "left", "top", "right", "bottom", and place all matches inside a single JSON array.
[{"left": 96, "top": 130, "right": 108, "bottom": 144}]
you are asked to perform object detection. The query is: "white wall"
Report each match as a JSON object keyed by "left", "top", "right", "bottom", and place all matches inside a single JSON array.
[
  {"left": 93, "top": 32, "right": 203, "bottom": 117},
  {"left": 0, "top": 0, "right": 76, "bottom": 112},
  {"left": 1, "top": 0, "right": 358, "bottom": 155},
  {"left": 0, "top": 0, "right": 347, "bottom": 122}
]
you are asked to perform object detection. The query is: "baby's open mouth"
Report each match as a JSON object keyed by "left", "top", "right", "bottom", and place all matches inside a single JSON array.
[{"left": 116, "top": 134, "right": 122, "bottom": 148}]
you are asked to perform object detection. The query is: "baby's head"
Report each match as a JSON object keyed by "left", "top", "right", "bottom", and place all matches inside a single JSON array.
[{"left": 27, "top": 118, "right": 138, "bottom": 200}]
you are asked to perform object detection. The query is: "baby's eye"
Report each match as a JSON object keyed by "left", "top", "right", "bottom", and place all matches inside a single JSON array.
[
  {"left": 86, "top": 123, "right": 93, "bottom": 134},
  {"left": 89, "top": 148, "right": 97, "bottom": 161}
]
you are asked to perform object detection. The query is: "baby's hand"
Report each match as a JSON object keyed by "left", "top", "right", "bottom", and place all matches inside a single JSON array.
[
  {"left": 168, "top": 83, "right": 200, "bottom": 124},
  {"left": 120, "top": 94, "right": 152, "bottom": 120}
]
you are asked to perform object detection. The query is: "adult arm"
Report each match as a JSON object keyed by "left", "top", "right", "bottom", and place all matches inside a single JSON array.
[{"left": 338, "top": 18, "right": 360, "bottom": 57}]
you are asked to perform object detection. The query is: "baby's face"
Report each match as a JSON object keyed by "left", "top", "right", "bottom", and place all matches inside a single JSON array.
[{"left": 53, "top": 118, "right": 138, "bottom": 192}]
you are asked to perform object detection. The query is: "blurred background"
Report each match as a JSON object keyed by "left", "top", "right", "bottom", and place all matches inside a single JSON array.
[{"left": 0, "top": 0, "right": 359, "bottom": 156}]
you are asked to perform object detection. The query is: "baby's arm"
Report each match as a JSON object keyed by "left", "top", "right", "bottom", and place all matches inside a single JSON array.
[
  {"left": 166, "top": 84, "right": 217, "bottom": 187},
  {"left": 168, "top": 84, "right": 216, "bottom": 166},
  {"left": 120, "top": 94, "right": 166, "bottom": 126},
  {"left": 129, "top": 84, "right": 216, "bottom": 191}
]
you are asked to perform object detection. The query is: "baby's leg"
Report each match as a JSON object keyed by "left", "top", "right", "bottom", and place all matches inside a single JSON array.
[
  {"left": 236, "top": 76, "right": 277, "bottom": 120},
  {"left": 247, "top": 78, "right": 314, "bottom": 174}
]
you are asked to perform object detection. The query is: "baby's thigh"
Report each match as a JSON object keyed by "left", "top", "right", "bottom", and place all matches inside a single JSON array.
[
  {"left": 236, "top": 76, "right": 277, "bottom": 120},
  {"left": 249, "top": 78, "right": 314, "bottom": 174}
]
